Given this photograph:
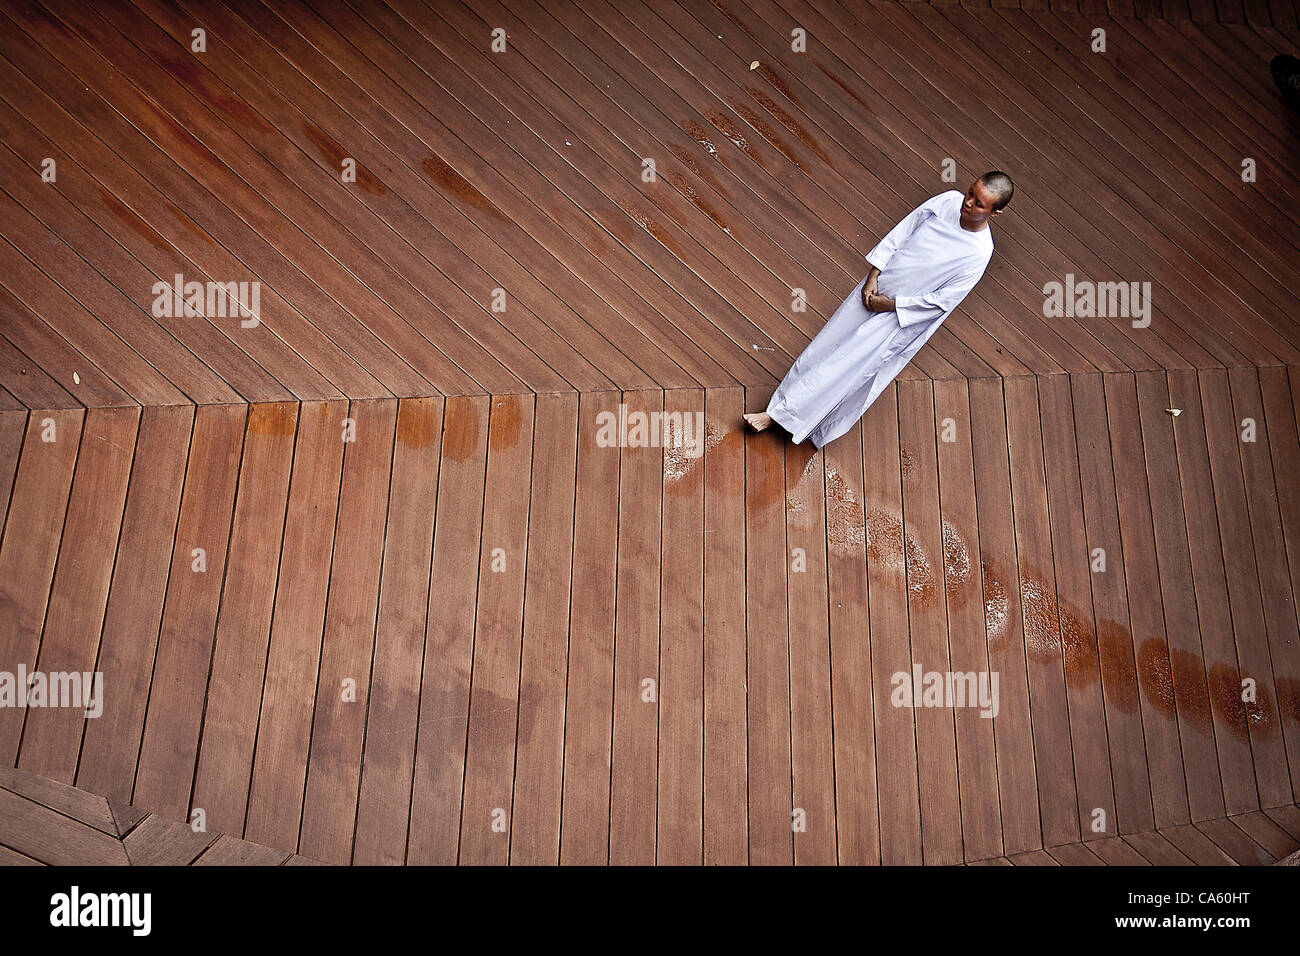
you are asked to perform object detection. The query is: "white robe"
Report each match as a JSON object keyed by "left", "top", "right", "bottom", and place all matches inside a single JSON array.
[{"left": 766, "top": 190, "right": 994, "bottom": 449}]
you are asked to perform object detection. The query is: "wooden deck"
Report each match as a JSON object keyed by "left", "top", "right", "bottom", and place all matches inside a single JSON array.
[
  {"left": 0, "top": 766, "right": 324, "bottom": 865},
  {"left": 1, "top": 0, "right": 1299, "bottom": 864}
]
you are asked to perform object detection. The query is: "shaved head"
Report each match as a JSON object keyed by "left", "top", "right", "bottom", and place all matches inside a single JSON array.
[{"left": 979, "top": 171, "right": 1014, "bottom": 211}]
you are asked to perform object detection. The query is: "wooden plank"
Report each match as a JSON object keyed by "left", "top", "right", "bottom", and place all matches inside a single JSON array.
[
  {"left": 1167, "top": 368, "right": 1260, "bottom": 813},
  {"left": 76, "top": 404, "right": 193, "bottom": 804},
  {"left": 784, "top": 429, "right": 836, "bottom": 864},
  {"left": 132, "top": 404, "right": 245, "bottom": 818},
  {"left": 1265, "top": 367, "right": 1300, "bottom": 795},
  {"left": 745, "top": 385, "right": 792, "bottom": 865},
  {"left": 1161, "top": 823, "right": 1238, "bottom": 865},
  {"left": 0, "top": 409, "right": 40, "bottom": 531},
  {"left": 192, "top": 833, "right": 290, "bottom": 866},
  {"left": 245, "top": 401, "right": 348, "bottom": 850},
  {"left": 18, "top": 407, "right": 138, "bottom": 783},
  {"left": 1086, "top": 836, "right": 1152, "bottom": 865},
  {"left": 1072, "top": 373, "right": 1159, "bottom": 834},
  {"left": 1133, "top": 370, "right": 1226, "bottom": 819},
  {"left": 0, "top": 409, "right": 81, "bottom": 766},
  {"left": 935, "top": 378, "right": 1002, "bottom": 862},
  {"left": 863, "top": 384, "right": 923, "bottom": 864},
  {"left": 1123, "top": 828, "right": 1196, "bottom": 864},
  {"left": 1008, "top": 848, "right": 1059, "bottom": 865},
  {"left": 460, "top": 395, "right": 535, "bottom": 865},
  {"left": 656, "top": 388, "right": 705, "bottom": 864},
  {"left": 1106, "top": 373, "right": 1196, "bottom": 824},
  {"left": 402, "top": 396, "right": 482, "bottom": 864},
  {"left": 823, "top": 418, "right": 879, "bottom": 864},
  {"left": 1230, "top": 810, "right": 1299, "bottom": 858},
  {"left": 899, "top": 379, "right": 962, "bottom": 864},
  {"left": 1046, "top": 841, "right": 1105, "bottom": 864},
  {"left": 607, "top": 390, "right": 661, "bottom": 864},
  {"left": 1263, "top": 804, "right": 1300, "bottom": 840},
  {"left": 1230, "top": 366, "right": 1300, "bottom": 800},
  {"left": 0, "top": 844, "right": 43, "bottom": 865},
  {"left": 108, "top": 798, "right": 147, "bottom": 838},
  {"left": 0, "top": 336, "right": 77, "bottom": 410},
  {"left": 0, "top": 766, "right": 116, "bottom": 835},
  {"left": 1039, "top": 374, "right": 1116, "bottom": 839},
  {"left": 1197, "top": 369, "right": 1292, "bottom": 807},
  {"left": 1005, "top": 375, "right": 1078, "bottom": 846},
  {"left": 121, "top": 814, "right": 214, "bottom": 866},
  {"left": 298, "top": 398, "right": 398, "bottom": 864},
  {"left": 1196, "top": 816, "right": 1276, "bottom": 864},
  {"left": 702, "top": 386, "right": 748, "bottom": 864},
  {"left": 510, "top": 392, "right": 578, "bottom": 865},
  {"left": 0, "top": 786, "right": 127, "bottom": 865},
  {"left": 969, "top": 378, "right": 1040, "bottom": 854},
  {"left": 190, "top": 403, "right": 298, "bottom": 837},
  {"left": 558, "top": 391, "right": 621, "bottom": 863},
  {"left": 350, "top": 397, "right": 444, "bottom": 864}
]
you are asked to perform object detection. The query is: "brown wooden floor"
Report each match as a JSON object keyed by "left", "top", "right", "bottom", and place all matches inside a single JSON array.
[{"left": 1, "top": 0, "right": 1299, "bottom": 864}]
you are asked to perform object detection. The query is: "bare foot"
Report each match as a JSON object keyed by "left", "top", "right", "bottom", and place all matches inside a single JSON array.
[{"left": 743, "top": 412, "right": 773, "bottom": 432}]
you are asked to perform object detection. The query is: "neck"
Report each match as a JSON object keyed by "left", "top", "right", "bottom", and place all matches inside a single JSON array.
[{"left": 960, "top": 215, "right": 989, "bottom": 232}]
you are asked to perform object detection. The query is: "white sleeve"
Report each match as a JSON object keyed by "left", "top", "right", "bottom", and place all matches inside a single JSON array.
[
  {"left": 864, "top": 192, "right": 950, "bottom": 272},
  {"left": 893, "top": 258, "right": 988, "bottom": 328}
]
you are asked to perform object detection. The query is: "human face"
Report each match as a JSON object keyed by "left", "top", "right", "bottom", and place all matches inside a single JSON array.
[{"left": 960, "top": 180, "right": 1002, "bottom": 228}]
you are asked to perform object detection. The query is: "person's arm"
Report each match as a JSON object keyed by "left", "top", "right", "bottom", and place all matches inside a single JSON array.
[
  {"left": 863, "top": 193, "right": 947, "bottom": 273},
  {"left": 889, "top": 260, "right": 988, "bottom": 328},
  {"left": 860, "top": 266, "right": 881, "bottom": 308}
]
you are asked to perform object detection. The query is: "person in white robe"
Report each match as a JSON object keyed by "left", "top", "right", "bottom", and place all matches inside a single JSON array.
[{"left": 744, "top": 172, "right": 1012, "bottom": 449}]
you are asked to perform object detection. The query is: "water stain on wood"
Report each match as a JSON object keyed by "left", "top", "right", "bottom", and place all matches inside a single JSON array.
[
  {"left": 824, "top": 463, "right": 865, "bottom": 559},
  {"left": 1136, "top": 637, "right": 1177, "bottom": 719},
  {"left": 664, "top": 172, "right": 730, "bottom": 235},
  {"left": 488, "top": 396, "right": 522, "bottom": 452},
  {"left": 784, "top": 445, "right": 821, "bottom": 530},
  {"left": 167, "top": 202, "right": 214, "bottom": 245},
  {"left": 668, "top": 143, "right": 731, "bottom": 201},
  {"left": 746, "top": 431, "right": 784, "bottom": 515},
  {"left": 812, "top": 58, "right": 876, "bottom": 117},
  {"left": 941, "top": 519, "right": 972, "bottom": 600},
  {"left": 1170, "top": 648, "right": 1213, "bottom": 734},
  {"left": 247, "top": 402, "right": 296, "bottom": 436},
  {"left": 158, "top": 52, "right": 272, "bottom": 135},
  {"left": 702, "top": 109, "right": 768, "bottom": 171},
  {"left": 422, "top": 153, "right": 510, "bottom": 224},
  {"left": 632, "top": 211, "right": 686, "bottom": 260},
  {"left": 98, "top": 185, "right": 168, "bottom": 252},
  {"left": 981, "top": 558, "right": 1011, "bottom": 651},
  {"left": 752, "top": 64, "right": 804, "bottom": 111},
  {"left": 724, "top": 100, "right": 802, "bottom": 171},
  {"left": 746, "top": 85, "right": 831, "bottom": 166},
  {"left": 1097, "top": 617, "right": 1140, "bottom": 714},
  {"left": 1020, "top": 571, "right": 1062, "bottom": 660},
  {"left": 441, "top": 397, "right": 480, "bottom": 463},
  {"left": 396, "top": 399, "right": 440, "bottom": 450},
  {"left": 300, "top": 120, "right": 387, "bottom": 196}
]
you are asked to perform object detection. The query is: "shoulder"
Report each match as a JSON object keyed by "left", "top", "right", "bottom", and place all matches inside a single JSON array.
[{"left": 924, "top": 190, "right": 963, "bottom": 213}]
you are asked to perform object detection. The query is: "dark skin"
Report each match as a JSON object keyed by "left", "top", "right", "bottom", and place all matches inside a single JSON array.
[{"left": 862, "top": 178, "right": 1004, "bottom": 312}]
